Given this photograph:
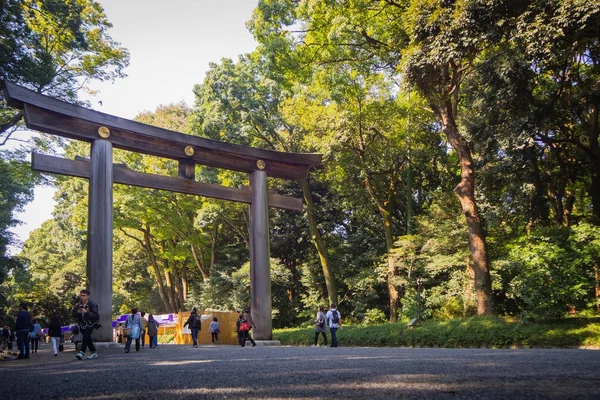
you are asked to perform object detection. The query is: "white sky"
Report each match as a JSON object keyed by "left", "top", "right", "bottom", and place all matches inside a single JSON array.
[{"left": 8, "top": 0, "right": 259, "bottom": 253}]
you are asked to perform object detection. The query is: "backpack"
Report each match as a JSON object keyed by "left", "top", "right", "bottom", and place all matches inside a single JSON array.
[
  {"left": 190, "top": 313, "right": 201, "bottom": 329},
  {"left": 330, "top": 310, "right": 339, "bottom": 324}
]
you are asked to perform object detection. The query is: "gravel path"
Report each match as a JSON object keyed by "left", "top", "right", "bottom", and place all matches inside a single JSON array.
[{"left": 1, "top": 342, "right": 598, "bottom": 399}]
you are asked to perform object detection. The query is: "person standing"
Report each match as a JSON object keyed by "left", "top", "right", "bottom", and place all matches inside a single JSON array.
[
  {"left": 326, "top": 304, "right": 342, "bottom": 348},
  {"left": 209, "top": 317, "right": 220, "bottom": 344},
  {"left": 240, "top": 307, "right": 256, "bottom": 347},
  {"left": 72, "top": 289, "right": 99, "bottom": 360},
  {"left": 29, "top": 319, "right": 42, "bottom": 353},
  {"left": 124, "top": 307, "right": 143, "bottom": 353},
  {"left": 15, "top": 303, "right": 32, "bottom": 359},
  {"left": 1, "top": 325, "right": 9, "bottom": 350},
  {"left": 140, "top": 311, "right": 148, "bottom": 348},
  {"left": 147, "top": 314, "right": 160, "bottom": 348},
  {"left": 48, "top": 316, "right": 63, "bottom": 356},
  {"left": 312, "top": 305, "right": 328, "bottom": 347},
  {"left": 183, "top": 308, "right": 201, "bottom": 348}
]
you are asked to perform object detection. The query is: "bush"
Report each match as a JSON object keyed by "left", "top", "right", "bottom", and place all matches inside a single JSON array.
[{"left": 273, "top": 316, "right": 600, "bottom": 348}]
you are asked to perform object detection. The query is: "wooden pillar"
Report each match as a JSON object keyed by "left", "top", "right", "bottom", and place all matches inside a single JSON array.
[
  {"left": 249, "top": 169, "right": 272, "bottom": 340},
  {"left": 87, "top": 140, "right": 113, "bottom": 342}
]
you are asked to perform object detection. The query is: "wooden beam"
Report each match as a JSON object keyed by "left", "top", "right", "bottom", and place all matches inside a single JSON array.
[
  {"left": 3, "top": 81, "right": 321, "bottom": 180},
  {"left": 31, "top": 153, "right": 303, "bottom": 211}
]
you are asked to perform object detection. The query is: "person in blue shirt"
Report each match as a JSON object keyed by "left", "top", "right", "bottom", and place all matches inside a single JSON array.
[
  {"left": 326, "top": 304, "right": 342, "bottom": 348},
  {"left": 124, "top": 307, "right": 143, "bottom": 353},
  {"left": 29, "top": 319, "right": 42, "bottom": 353}
]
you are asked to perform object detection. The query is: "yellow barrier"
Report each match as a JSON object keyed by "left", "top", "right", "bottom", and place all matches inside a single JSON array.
[{"left": 145, "top": 311, "right": 239, "bottom": 345}]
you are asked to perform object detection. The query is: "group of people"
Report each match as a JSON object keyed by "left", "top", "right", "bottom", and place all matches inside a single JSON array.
[
  {"left": 313, "top": 304, "right": 342, "bottom": 348},
  {"left": 120, "top": 308, "right": 160, "bottom": 353},
  {"left": 6, "top": 289, "right": 343, "bottom": 360},
  {"left": 182, "top": 307, "right": 222, "bottom": 347},
  {"left": 12, "top": 303, "right": 57, "bottom": 359}
]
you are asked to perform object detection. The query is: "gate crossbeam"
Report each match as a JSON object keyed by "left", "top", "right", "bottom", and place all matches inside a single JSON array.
[{"left": 31, "top": 153, "right": 303, "bottom": 211}]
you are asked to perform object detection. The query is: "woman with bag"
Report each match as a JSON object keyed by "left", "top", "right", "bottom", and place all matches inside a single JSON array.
[
  {"left": 240, "top": 307, "right": 256, "bottom": 347},
  {"left": 124, "top": 307, "right": 143, "bottom": 353},
  {"left": 312, "top": 305, "right": 328, "bottom": 347},
  {"left": 48, "top": 316, "right": 63, "bottom": 356}
]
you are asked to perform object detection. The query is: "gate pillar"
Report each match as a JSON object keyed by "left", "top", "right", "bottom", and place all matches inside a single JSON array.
[
  {"left": 88, "top": 139, "right": 114, "bottom": 342},
  {"left": 249, "top": 169, "right": 272, "bottom": 340}
]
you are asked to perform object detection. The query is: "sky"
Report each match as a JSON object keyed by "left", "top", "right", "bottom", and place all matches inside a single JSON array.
[{"left": 8, "top": 0, "right": 260, "bottom": 253}]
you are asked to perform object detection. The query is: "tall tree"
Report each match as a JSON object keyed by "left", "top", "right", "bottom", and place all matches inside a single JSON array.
[
  {"left": 192, "top": 55, "right": 340, "bottom": 306},
  {"left": 249, "top": 0, "right": 540, "bottom": 315},
  {"left": 0, "top": 0, "right": 129, "bottom": 142}
]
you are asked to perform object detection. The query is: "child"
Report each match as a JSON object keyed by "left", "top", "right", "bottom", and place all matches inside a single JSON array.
[
  {"left": 236, "top": 314, "right": 243, "bottom": 346},
  {"left": 209, "top": 317, "right": 220, "bottom": 344},
  {"left": 71, "top": 325, "right": 83, "bottom": 351}
]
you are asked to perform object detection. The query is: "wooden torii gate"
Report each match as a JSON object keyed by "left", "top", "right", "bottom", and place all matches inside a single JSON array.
[{"left": 2, "top": 80, "right": 321, "bottom": 341}]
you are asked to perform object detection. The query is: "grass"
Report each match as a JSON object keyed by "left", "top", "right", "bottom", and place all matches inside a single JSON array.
[{"left": 273, "top": 316, "right": 600, "bottom": 349}]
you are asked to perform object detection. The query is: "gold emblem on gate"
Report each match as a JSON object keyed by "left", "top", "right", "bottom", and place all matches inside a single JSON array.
[
  {"left": 184, "top": 146, "right": 195, "bottom": 157},
  {"left": 97, "top": 126, "right": 111, "bottom": 138},
  {"left": 256, "top": 160, "right": 266, "bottom": 170}
]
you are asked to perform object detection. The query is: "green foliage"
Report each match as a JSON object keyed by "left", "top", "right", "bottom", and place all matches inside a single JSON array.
[
  {"left": 1, "top": 0, "right": 130, "bottom": 140},
  {"left": 501, "top": 224, "right": 600, "bottom": 319},
  {"left": 361, "top": 308, "right": 387, "bottom": 325}
]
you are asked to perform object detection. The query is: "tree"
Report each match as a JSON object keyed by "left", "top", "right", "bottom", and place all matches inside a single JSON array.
[
  {"left": 0, "top": 155, "right": 35, "bottom": 281},
  {"left": 249, "top": 0, "right": 544, "bottom": 316},
  {"left": 192, "top": 55, "right": 340, "bottom": 307},
  {"left": 1, "top": 0, "right": 129, "bottom": 143},
  {"left": 464, "top": 0, "right": 600, "bottom": 227}
]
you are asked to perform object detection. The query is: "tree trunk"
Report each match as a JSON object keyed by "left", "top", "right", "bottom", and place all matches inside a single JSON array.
[
  {"left": 436, "top": 103, "right": 495, "bottom": 315},
  {"left": 363, "top": 172, "right": 399, "bottom": 322},
  {"left": 163, "top": 266, "right": 178, "bottom": 313},
  {"left": 210, "top": 223, "right": 218, "bottom": 272},
  {"left": 190, "top": 243, "right": 209, "bottom": 280},
  {"left": 587, "top": 104, "right": 600, "bottom": 225},
  {"left": 300, "top": 179, "right": 337, "bottom": 306},
  {"left": 142, "top": 229, "right": 173, "bottom": 313},
  {"left": 595, "top": 265, "right": 600, "bottom": 313}
]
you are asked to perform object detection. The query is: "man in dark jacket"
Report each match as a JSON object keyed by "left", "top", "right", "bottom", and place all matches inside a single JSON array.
[
  {"left": 15, "top": 303, "right": 32, "bottom": 359},
  {"left": 71, "top": 289, "right": 99, "bottom": 360},
  {"left": 183, "top": 308, "right": 201, "bottom": 348}
]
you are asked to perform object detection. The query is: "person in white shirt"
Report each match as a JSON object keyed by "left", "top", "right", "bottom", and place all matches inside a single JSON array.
[{"left": 326, "top": 304, "right": 342, "bottom": 347}]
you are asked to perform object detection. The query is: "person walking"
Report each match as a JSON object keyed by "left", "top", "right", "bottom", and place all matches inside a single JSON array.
[
  {"left": 209, "top": 317, "right": 220, "bottom": 344},
  {"left": 15, "top": 302, "right": 32, "bottom": 359},
  {"left": 72, "top": 289, "right": 99, "bottom": 360},
  {"left": 235, "top": 314, "right": 244, "bottom": 346},
  {"left": 240, "top": 307, "right": 256, "bottom": 347},
  {"left": 48, "top": 316, "right": 63, "bottom": 356},
  {"left": 312, "top": 305, "right": 328, "bottom": 347},
  {"left": 1, "top": 325, "right": 9, "bottom": 350},
  {"left": 29, "top": 319, "right": 42, "bottom": 353},
  {"left": 140, "top": 311, "right": 148, "bottom": 348},
  {"left": 147, "top": 314, "right": 160, "bottom": 348},
  {"left": 326, "top": 304, "right": 342, "bottom": 347},
  {"left": 183, "top": 308, "right": 201, "bottom": 348},
  {"left": 124, "top": 307, "right": 143, "bottom": 353}
]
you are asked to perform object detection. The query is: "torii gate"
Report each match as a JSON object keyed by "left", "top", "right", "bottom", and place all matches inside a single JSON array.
[{"left": 2, "top": 80, "right": 321, "bottom": 342}]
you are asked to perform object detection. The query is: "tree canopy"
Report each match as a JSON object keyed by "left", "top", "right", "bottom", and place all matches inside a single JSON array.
[{"left": 2, "top": 0, "right": 599, "bottom": 329}]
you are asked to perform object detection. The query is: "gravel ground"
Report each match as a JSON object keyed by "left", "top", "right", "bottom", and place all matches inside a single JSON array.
[{"left": 1, "top": 342, "right": 598, "bottom": 399}]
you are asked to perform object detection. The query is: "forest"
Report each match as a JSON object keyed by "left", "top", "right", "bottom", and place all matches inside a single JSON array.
[{"left": 1, "top": 0, "right": 599, "bottom": 330}]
